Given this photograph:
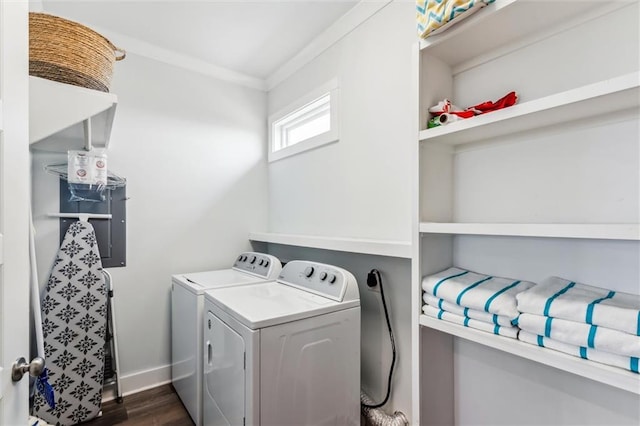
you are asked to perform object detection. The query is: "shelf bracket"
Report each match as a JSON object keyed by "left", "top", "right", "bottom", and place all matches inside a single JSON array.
[{"left": 83, "top": 118, "right": 92, "bottom": 151}]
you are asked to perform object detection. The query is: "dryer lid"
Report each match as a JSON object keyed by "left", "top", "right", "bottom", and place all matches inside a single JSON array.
[
  {"left": 173, "top": 269, "right": 266, "bottom": 295},
  {"left": 205, "top": 281, "right": 359, "bottom": 329}
]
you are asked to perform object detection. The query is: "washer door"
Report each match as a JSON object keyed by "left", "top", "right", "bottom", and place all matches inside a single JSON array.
[{"left": 204, "top": 311, "right": 246, "bottom": 426}]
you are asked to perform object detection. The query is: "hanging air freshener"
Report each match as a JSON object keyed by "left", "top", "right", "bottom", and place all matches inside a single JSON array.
[{"left": 67, "top": 149, "right": 108, "bottom": 202}]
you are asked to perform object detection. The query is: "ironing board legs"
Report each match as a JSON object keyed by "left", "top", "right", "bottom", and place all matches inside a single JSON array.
[{"left": 103, "top": 270, "right": 123, "bottom": 403}]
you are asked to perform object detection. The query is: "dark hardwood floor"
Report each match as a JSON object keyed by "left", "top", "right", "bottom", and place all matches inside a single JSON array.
[{"left": 84, "top": 384, "right": 194, "bottom": 425}]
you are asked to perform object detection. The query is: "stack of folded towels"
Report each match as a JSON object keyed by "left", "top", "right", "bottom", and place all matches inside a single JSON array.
[
  {"left": 422, "top": 267, "right": 535, "bottom": 339},
  {"left": 516, "top": 277, "right": 640, "bottom": 373}
]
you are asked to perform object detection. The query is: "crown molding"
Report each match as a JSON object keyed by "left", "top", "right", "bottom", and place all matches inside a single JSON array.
[
  {"left": 78, "top": 25, "right": 268, "bottom": 91},
  {"left": 265, "top": 0, "right": 393, "bottom": 91}
]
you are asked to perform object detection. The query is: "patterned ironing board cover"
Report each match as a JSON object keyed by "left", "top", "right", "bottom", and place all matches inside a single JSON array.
[{"left": 33, "top": 221, "right": 107, "bottom": 426}]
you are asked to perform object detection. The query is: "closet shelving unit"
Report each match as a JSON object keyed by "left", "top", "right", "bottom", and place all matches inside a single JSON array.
[
  {"left": 412, "top": 1, "right": 640, "bottom": 424},
  {"left": 29, "top": 76, "right": 123, "bottom": 402}
]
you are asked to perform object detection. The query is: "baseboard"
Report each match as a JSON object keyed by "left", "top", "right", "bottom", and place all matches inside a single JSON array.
[{"left": 102, "top": 363, "right": 172, "bottom": 402}]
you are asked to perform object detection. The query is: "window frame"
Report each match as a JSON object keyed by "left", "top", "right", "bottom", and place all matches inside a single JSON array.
[{"left": 268, "top": 78, "right": 340, "bottom": 162}]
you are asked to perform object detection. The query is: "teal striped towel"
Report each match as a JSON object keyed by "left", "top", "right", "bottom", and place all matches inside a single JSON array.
[
  {"left": 519, "top": 331, "right": 639, "bottom": 374},
  {"left": 422, "top": 267, "right": 535, "bottom": 320},
  {"left": 516, "top": 277, "right": 640, "bottom": 336},
  {"left": 518, "top": 313, "right": 640, "bottom": 358},
  {"left": 423, "top": 304, "right": 519, "bottom": 338},
  {"left": 423, "top": 293, "right": 514, "bottom": 327}
]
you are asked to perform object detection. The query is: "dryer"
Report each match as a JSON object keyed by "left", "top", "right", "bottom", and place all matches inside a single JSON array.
[
  {"left": 203, "top": 260, "right": 360, "bottom": 426},
  {"left": 171, "top": 252, "right": 282, "bottom": 426}
]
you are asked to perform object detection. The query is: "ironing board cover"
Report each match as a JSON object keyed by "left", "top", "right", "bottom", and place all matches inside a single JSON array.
[{"left": 33, "top": 221, "right": 107, "bottom": 426}]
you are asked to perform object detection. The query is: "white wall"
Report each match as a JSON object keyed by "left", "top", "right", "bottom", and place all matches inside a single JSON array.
[
  {"left": 267, "top": 2, "right": 416, "bottom": 242},
  {"left": 31, "top": 52, "right": 268, "bottom": 393},
  {"left": 262, "top": 2, "right": 417, "bottom": 419}
]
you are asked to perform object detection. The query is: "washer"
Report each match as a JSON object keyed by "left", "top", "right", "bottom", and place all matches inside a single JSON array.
[
  {"left": 171, "top": 252, "right": 282, "bottom": 426},
  {"left": 203, "top": 260, "right": 360, "bottom": 426}
]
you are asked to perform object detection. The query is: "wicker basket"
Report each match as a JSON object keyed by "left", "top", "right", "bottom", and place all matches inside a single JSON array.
[{"left": 29, "top": 12, "right": 125, "bottom": 92}]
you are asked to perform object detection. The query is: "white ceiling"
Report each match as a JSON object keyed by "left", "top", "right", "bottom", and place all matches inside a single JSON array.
[{"left": 41, "top": 1, "right": 360, "bottom": 82}]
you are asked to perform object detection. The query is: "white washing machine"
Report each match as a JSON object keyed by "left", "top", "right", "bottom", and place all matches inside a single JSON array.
[
  {"left": 171, "top": 252, "right": 282, "bottom": 426},
  {"left": 203, "top": 260, "right": 361, "bottom": 426}
]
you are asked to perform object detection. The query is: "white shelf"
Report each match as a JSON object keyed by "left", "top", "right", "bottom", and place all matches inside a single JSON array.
[
  {"left": 29, "top": 76, "right": 117, "bottom": 152},
  {"left": 419, "top": 72, "right": 640, "bottom": 146},
  {"left": 419, "top": 223, "right": 640, "bottom": 241},
  {"left": 419, "top": 0, "right": 631, "bottom": 68},
  {"left": 420, "top": 315, "right": 640, "bottom": 394},
  {"left": 248, "top": 232, "right": 412, "bottom": 258}
]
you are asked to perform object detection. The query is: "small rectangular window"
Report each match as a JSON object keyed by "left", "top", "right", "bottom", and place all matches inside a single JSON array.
[{"left": 269, "top": 79, "right": 339, "bottom": 162}]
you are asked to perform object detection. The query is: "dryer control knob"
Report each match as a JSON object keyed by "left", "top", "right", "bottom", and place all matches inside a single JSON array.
[
  {"left": 304, "top": 266, "right": 315, "bottom": 277},
  {"left": 319, "top": 272, "right": 328, "bottom": 281},
  {"left": 264, "top": 260, "right": 269, "bottom": 267},
  {"left": 250, "top": 256, "right": 257, "bottom": 264},
  {"left": 259, "top": 259, "right": 264, "bottom": 266},
  {"left": 237, "top": 255, "right": 243, "bottom": 262},
  {"left": 328, "top": 274, "right": 337, "bottom": 284}
]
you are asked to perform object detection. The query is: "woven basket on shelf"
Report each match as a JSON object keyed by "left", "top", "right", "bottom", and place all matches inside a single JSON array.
[{"left": 29, "top": 12, "right": 125, "bottom": 92}]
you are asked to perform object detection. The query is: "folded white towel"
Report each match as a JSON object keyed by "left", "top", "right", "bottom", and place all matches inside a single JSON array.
[
  {"left": 518, "top": 331, "right": 639, "bottom": 374},
  {"left": 422, "top": 267, "right": 535, "bottom": 320},
  {"left": 516, "top": 276, "right": 640, "bottom": 336},
  {"left": 423, "top": 304, "right": 519, "bottom": 339},
  {"left": 423, "top": 293, "right": 514, "bottom": 327},
  {"left": 517, "top": 313, "right": 640, "bottom": 358}
]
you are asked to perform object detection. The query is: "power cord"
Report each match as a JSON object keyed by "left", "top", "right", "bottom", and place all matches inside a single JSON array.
[{"left": 362, "top": 269, "right": 396, "bottom": 409}]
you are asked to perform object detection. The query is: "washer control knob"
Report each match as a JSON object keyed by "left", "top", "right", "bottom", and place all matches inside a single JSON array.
[
  {"left": 264, "top": 260, "right": 269, "bottom": 268},
  {"left": 304, "top": 266, "right": 315, "bottom": 278},
  {"left": 237, "top": 256, "right": 243, "bottom": 262},
  {"left": 241, "top": 256, "right": 247, "bottom": 262},
  {"left": 319, "top": 272, "right": 328, "bottom": 281},
  {"left": 259, "top": 259, "right": 264, "bottom": 266},
  {"left": 328, "top": 274, "right": 337, "bottom": 284},
  {"left": 250, "top": 256, "right": 257, "bottom": 264}
]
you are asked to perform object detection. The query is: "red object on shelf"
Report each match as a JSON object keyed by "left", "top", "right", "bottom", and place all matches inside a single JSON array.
[
  {"left": 429, "top": 99, "right": 475, "bottom": 119},
  {"left": 447, "top": 110, "right": 475, "bottom": 119},
  {"left": 468, "top": 91, "right": 518, "bottom": 114}
]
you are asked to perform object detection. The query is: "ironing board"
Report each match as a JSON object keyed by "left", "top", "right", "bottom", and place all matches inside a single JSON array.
[{"left": 33, "top": 221, "right": 107, "bottom": 425}]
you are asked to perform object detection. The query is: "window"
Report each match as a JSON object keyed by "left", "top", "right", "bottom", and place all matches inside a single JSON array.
[{"left": 269, "top": 79, "right": 339, "bottom": 162}]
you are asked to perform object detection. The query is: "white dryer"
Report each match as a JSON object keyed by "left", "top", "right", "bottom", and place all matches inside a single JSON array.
[
  {"left": 171, "top": 252, "right": 282, "bottom": 426},
  {"left": 203, "top": 260, "right": 361, "bottom": 426}
]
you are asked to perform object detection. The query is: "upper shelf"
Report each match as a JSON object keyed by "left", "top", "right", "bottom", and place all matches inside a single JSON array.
[
  {"left": 419, "top": 0, "right": 633, "bottom": 68},
  {"left": 419, "top": 72, "right": 639, "bottom": 145},
  {"left": 29, "top": 76, "right": 117, "bottom": 152},
  {"left": 248, "top": 232, "right": 413, "bottom": 259}
]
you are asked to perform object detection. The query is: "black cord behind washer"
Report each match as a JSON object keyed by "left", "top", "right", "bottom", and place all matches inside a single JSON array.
[{"left": 362, "top": 269, "right": 396, "bottom": 409}]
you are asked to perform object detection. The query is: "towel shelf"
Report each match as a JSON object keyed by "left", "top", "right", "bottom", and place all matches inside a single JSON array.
[{"left": 419, "top": 315, "right": 640, "bottom": 394}]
